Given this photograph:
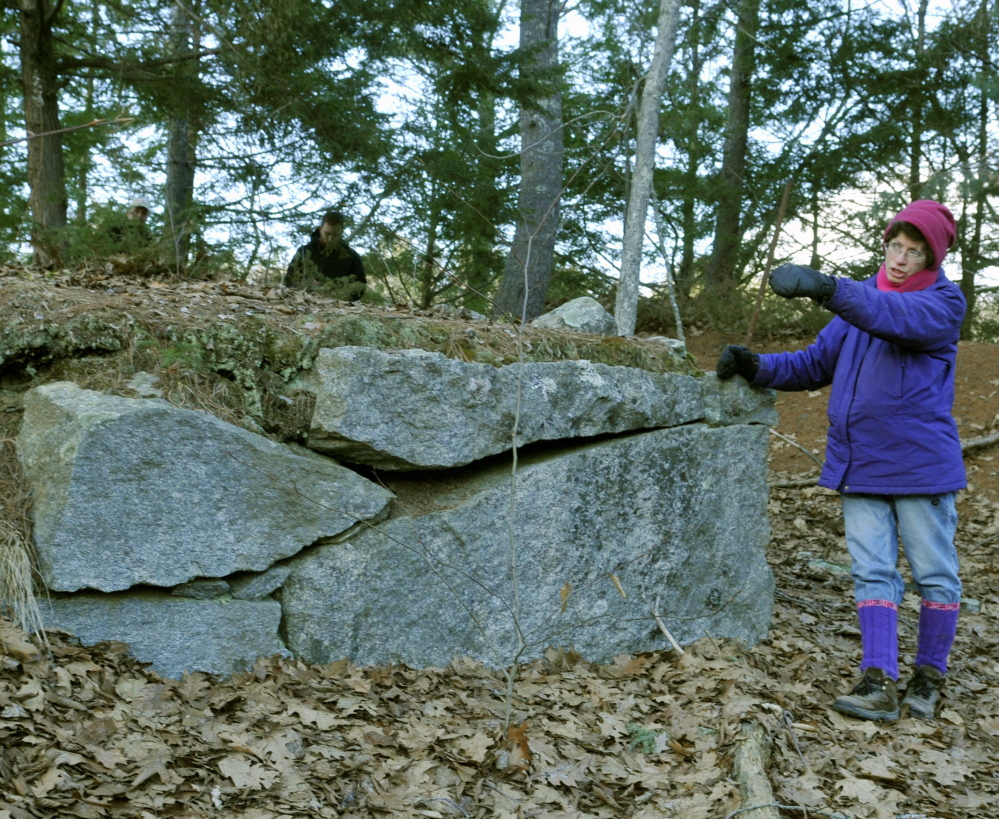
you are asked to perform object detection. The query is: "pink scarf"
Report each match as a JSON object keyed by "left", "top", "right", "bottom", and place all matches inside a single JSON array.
[{"left": 876, "top": 264, "right": 938, "bottom": 293}]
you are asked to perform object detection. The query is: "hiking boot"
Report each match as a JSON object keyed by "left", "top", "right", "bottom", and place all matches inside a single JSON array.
[
  {"left": 832, "top": 668, "right": 899, "bottom": 722},
  {"left": 901, "top": 665, "right": 945, "bottom": 720}
]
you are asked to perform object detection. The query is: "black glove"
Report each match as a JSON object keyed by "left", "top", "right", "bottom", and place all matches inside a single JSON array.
[
  {"left": 716, "top": 345, "right": 759, "bottom": 381},
  {"left": 769, "top": 264, "right": 837, "bottom": 305}
]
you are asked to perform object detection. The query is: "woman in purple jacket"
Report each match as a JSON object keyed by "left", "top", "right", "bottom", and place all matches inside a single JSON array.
[{"left": 717, "top": 200, "right": 966, "bottom": 722}]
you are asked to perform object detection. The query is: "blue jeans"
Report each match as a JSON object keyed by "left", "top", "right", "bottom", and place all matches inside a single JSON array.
[{"left": 840, "top": 493, "right": 961, "bottom": 606}]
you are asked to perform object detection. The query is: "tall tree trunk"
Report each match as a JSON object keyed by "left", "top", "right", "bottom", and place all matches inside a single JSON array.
[
  {"left": 958, "top": 0, "right": 991, "bottom": 339},
  {"left": 907, "top": 0, "right": 929, "bottom": 202},
  {"left": 71, "top": 0, "right": 100, "bottom": 226},
  {"left": 492, "top": 0, "right": 563, "bottom": 322},
  {"left": 421, "top": 201, "right": 442, "bottom": 309},
  {"left": 705, "top": 0, "right": 760, "bottom": 289},
  {"left": 163, "top": 0, "right": 199, "bottom": 272},
  {"left": 461, "top": 89, "right": 502, "bottom": 308},
  {"left": 18, "top": 0, "right": 67, "bottom": 263},
  {"left": 614, "top": 0, "right": 682, "bottom": 336},
  {"left": 677, "top": 0, "right": 707, "bottom": 300}
]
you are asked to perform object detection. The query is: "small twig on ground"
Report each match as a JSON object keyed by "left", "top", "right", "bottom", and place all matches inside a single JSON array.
[
  {"left": 769, "top": 476, "right": 820, "bottom": 489},
  {"left": 780, "top": 709, "right": 807, "bottom": 768},
  {"left": 484, "top": 781, "right": 524, "bottom": 805},
  {"left": 962, "top": 429, "right": 999, "bottom": 454},
  {"left": 643, "top": 593, "right": 684, "bottom": 654},
  {"left": 769, "top": 428, "right": 825, "bottom": 471},
  {"left": 962, "top": 531, "right": 999, "bottom": 557},
  {"left": 422, "top": 797, "right": 470, "bottom": 818}
]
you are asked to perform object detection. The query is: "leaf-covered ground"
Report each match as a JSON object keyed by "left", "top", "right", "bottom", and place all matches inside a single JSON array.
[
  {"left": 3, "top": 480, "right": 998, "bottom": 818},
  {"left": 1, "top": 273, "right": 998, "bottom": 818}
]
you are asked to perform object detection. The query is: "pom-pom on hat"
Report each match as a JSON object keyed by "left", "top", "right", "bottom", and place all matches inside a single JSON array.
[{"left": 885, "top": 200, "right": 956, "bottom": 269}]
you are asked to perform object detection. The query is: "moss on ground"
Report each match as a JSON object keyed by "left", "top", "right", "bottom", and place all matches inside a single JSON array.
[{"left": 0, "top": 269, "right": 699, "bottom": 440}]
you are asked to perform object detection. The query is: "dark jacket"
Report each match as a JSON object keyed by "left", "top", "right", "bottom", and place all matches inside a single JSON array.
[
  {"left": 285, "top": 230, "right": 366, "bottom": 300},
  {"left": 107, "top": 218, "right": 153, "bottom": 253},
  {"left": 752, "top": 272, "right": 966, "bottom": 496}
]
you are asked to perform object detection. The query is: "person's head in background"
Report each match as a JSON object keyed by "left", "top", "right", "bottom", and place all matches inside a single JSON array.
[
  {"left": 128, "top": 197, "right": 152, "bottom": 223},
  {"left": 318, "top": 211, "right": 347, "bottom": 246}
]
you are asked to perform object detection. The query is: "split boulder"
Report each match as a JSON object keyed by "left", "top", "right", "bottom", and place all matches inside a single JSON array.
[
  {"left": 280, "top": 422, "right": 774, "bottom": 668},
  {"left": 18, "top": 382, "right": 393, "bottom": 592},
  {"left": 305, "top": 347, "right": 707, "bottom": 469}
]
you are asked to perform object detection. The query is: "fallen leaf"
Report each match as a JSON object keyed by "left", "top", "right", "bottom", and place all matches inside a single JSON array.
[
  {"left": 857, "top": 754, "right": 896, "bottom": 780},
  {"left": 217, "top": 754, "right": 279, "bottom": 790},
  {"left": 559, "top": 582, "right": 572, "bottom": 613},
  {"left": 453, "top": 731, "right": 494, "bottom": 763},
  {"left": 505, "top": 722, "right": 532, "bottom": 770},
  {"left": 836, "top": 774, "right": 882, "bottom": 801}
]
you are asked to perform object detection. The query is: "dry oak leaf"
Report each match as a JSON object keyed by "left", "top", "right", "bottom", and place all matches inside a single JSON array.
[
  {"left": 856, "top": 754, "right": 897, "bottom": 780},
  {"left": 977, "top": 715, "right": 999, "bottom": 735},
  {"left": 30, "top": 764, "right": 68, "bottom": 799},
  {"left": 284, "top": 701, "right": 339, "bottom": 730},
  {"left": 130, "top": 752, "right": 175, "bottom": 788},
  {"left": 599, "top": 711, "right": 629, "bottom": 739},
  {"left": 217, "top": 753, "right": 280, "bottom": 790},
  {"left": 603, "top": 653, "right": 649, "bottom": 678},
  {"left": 774, "top": 770, "right": 827, "bottom": 807},
  {"left": 362, "top": 729, "right": 395, "bottom": 747},
  {"left": 13, "top": 681, "right": 46, "bottom": 712},
  {"left": 918, "top": 748, "right": 972, "bottom": 787},
  {"left": 0, "top": 625, "right": 40, "bottom": 662},
  {"left": 114, "top": 677, "right": 149, "bottom": 701},
  {"left": 835, "top": 773, "right": 884, "bottom": 801},
  {"left": 835, "top": 777, "right": 905, "bottom": 819},
  {"left": 539, "top": 761, "right": 587, "bottom": 788},
  {"left": 452, "top": 731, "right": 494, "bottom": 763},
  {"left": 938, "top": 707, "right": 964, "bottom": 724},
  {"left": 505, "top": 721, "right": 532, "bottom": 770},
  {"left": 954, "top": 790, "right": 993, "bottom": 809},
  {"left": 0, "top": 799, "right": 36, "bottom": 819}
]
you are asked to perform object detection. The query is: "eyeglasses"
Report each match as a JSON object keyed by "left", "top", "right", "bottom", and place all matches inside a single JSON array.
[{"left": 884, "top": 241, "right": 926, "bottom": 264}]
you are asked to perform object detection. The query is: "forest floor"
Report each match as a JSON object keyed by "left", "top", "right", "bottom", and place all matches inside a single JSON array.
[{"left": 2, "top": 274, "right": 999, "bottom": 819}]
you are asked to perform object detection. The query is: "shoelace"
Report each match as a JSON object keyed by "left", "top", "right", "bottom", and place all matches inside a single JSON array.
[
  {"left": 908, "top": 673, "right": 936, "bottom": 699},
  {"left": 854, "top": 675, "right": 886, "bottom": 695}
]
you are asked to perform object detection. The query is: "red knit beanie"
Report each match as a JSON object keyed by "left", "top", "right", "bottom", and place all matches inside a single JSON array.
[{"left": 884, "top": 200, "right": 956, "bottom": 269}]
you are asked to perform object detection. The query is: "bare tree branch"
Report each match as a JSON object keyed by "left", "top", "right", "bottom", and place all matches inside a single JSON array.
[{"left": 0, "top": 117, "right": 134, "bottom": 148}]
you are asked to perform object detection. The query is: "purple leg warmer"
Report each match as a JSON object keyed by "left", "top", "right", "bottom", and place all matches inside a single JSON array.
[
  {"left": 857, "top": 600, "right": 898, "bottom": 680},
  {"left": 914, "top": 601, "right": 959, "bottom": 675}
]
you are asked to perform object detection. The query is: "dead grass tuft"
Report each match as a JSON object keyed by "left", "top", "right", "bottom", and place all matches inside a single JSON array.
[{"left": 0, "top": 438, "right": 43, "bottom": 636}]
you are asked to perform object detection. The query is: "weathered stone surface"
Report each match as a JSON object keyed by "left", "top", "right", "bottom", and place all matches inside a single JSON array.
[
  {"left": 38, "top": 592, "right": 285, "bottom": 679},
  {"left": 645, "top": 336, "right": 686, "bottom": 357},
  {"left": 281, "top": 423, "right": 774, "bottom": 669},
  {"left": 172, "top": 579, "right": 230, "bottom": 600},
  {"left": 19, "top": 381, "right": 394, "bottom": 593},
  {"left": 531, "top": 296, "right": 617, "bottom": 335},
  {"left": 306, "top": 347, "right": 706, "bottom": 469},
  {"left": 230, "top": 567, "right": 292, "bottom": 601},
  {"left": 701, "top": 374, "right": 778, "bottom": 427}
]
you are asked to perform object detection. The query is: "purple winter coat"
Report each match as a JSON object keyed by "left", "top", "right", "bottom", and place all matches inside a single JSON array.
[{"left": 752, "top": 272, "right": 967, "bottom": 495}]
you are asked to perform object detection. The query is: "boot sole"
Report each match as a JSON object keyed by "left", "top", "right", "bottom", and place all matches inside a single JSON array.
[{"left": 832, "top": 700, "right": 899, "bottom": 722}]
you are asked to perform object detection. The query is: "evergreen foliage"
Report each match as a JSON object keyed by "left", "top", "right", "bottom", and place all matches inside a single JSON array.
[{"left": 2, "top": 0, "right": 998, "bottom": 334}]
